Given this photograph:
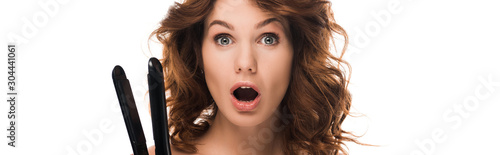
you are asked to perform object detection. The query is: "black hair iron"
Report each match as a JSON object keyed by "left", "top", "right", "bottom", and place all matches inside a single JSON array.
[
  {"left": 147, "top": 58, "right": 172, "bottom": 155},
  {"left": 112, "top": 66, "right": 149, "bottom": 155},
  {"left": 112, "top": 57, "right": 172, "bottom": 155}
]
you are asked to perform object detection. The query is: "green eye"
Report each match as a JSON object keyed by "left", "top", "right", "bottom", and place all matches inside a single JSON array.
[{"left": 216, "top": 35, "right": 232, "bottom": 46}]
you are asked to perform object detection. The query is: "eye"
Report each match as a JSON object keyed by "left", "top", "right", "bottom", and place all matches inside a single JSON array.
[
  {"left": 215, "top": 34, "right": 233, "bottom": 46},
  {"left": 259, "top": 33, "right": 279, "bottom": 46}
]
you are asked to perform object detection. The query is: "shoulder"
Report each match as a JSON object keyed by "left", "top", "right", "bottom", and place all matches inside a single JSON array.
[{"left": 148, "top": 145, "right": 197, "bottom": 155}]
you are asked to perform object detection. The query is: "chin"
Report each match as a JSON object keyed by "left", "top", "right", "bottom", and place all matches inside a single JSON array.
[
  {"left": 218, "top": 99, "right": 278, "bottom": 127},
  {"left": 230, "top": 112, "right": 267, "bottom": 127},
  {"left": 220, "top": 107, "right": 263, "bottom": 127}
]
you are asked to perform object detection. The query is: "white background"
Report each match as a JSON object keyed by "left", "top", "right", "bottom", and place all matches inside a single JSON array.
[{"left": 0, "top": 0, "right": 499, "bottom": 154}]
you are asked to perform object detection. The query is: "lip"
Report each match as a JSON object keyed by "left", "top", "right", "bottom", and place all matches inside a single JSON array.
[{"left": 230, "top": 81, "right": 261, "bottom": 111}]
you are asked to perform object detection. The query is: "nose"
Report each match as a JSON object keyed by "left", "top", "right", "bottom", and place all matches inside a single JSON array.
[{"left": 234, "top": 43, "right": 257, "bottom": 74}]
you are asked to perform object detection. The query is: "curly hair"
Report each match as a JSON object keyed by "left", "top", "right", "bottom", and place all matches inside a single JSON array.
[{"left": 150, "top": 0, "right": 359, "bottom": 154}]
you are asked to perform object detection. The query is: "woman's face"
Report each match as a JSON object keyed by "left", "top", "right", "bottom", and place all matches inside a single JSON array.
[{"left": 202, "top": 0, "right": 293, "bottom": 127}]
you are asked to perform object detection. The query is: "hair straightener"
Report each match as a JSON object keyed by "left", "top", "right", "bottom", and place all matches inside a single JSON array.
[{"left": 112, "top": 57, "right": 172, "bottom": 155}]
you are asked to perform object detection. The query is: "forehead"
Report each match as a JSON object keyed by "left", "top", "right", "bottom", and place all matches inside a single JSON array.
[{"left": 206, "top": 0, "right": 274, "bottom": 26}]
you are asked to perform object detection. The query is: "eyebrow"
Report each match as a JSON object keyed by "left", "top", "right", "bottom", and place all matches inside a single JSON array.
[
  {"left": 255, "top": 18, "right": 281, "bottom": 29},
  {"left": 208, "top": 20, "right": 234, "bottom": 30},
  {"left": 207, "top": 17, "right": 282, "bottom": 30}
]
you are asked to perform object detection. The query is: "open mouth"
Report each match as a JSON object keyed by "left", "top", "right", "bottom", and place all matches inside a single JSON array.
[
  {"left": 230, "top": 81, "right": 261, "bottom": 111},
  {"left": 233, "top": 86, "right": 259, "bottom": 102}
]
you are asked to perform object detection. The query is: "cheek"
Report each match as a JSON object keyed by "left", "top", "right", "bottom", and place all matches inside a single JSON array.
[
  {"left": 261, "top": 47, "right": 293, "bottom": 104},
  {"left": 202, "top": 43, "right": 232, "bottom": 103}
]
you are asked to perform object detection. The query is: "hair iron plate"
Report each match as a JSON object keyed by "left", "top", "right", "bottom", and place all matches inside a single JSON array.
[{"left": 112, "top": 57, "right": 172, "bottom": 155}]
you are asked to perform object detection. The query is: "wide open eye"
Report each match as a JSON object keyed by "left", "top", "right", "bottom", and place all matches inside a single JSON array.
[
  {"left": 215, "top": 34, "right": 233, "bottom": 46},
  {"left": 259, "top": 33, "right": 279, "bottom": 46}
]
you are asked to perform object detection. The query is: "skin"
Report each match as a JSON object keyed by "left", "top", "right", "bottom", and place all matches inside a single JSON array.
[{"left": 148, "top": 0, "right": 293, "bottom": 154}]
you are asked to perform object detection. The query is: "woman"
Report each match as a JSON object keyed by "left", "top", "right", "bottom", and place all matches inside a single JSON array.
[{"left": 149, "top": 0, "right": 358, "bottom": 154}]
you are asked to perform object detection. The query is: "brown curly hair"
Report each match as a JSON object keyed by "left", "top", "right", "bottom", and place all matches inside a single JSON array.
[{"left": 150, "top": 0, "right": 359, "bottom": 154}]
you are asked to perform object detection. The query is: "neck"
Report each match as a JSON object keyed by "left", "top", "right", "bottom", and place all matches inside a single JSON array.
[{"left": 197, "top": 111, "right": 283, "bottom": 155}]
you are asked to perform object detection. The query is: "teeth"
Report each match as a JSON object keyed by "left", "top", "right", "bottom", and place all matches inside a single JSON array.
[{"left": 240, "top": 86, "right": 251, "bottom": 89}]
